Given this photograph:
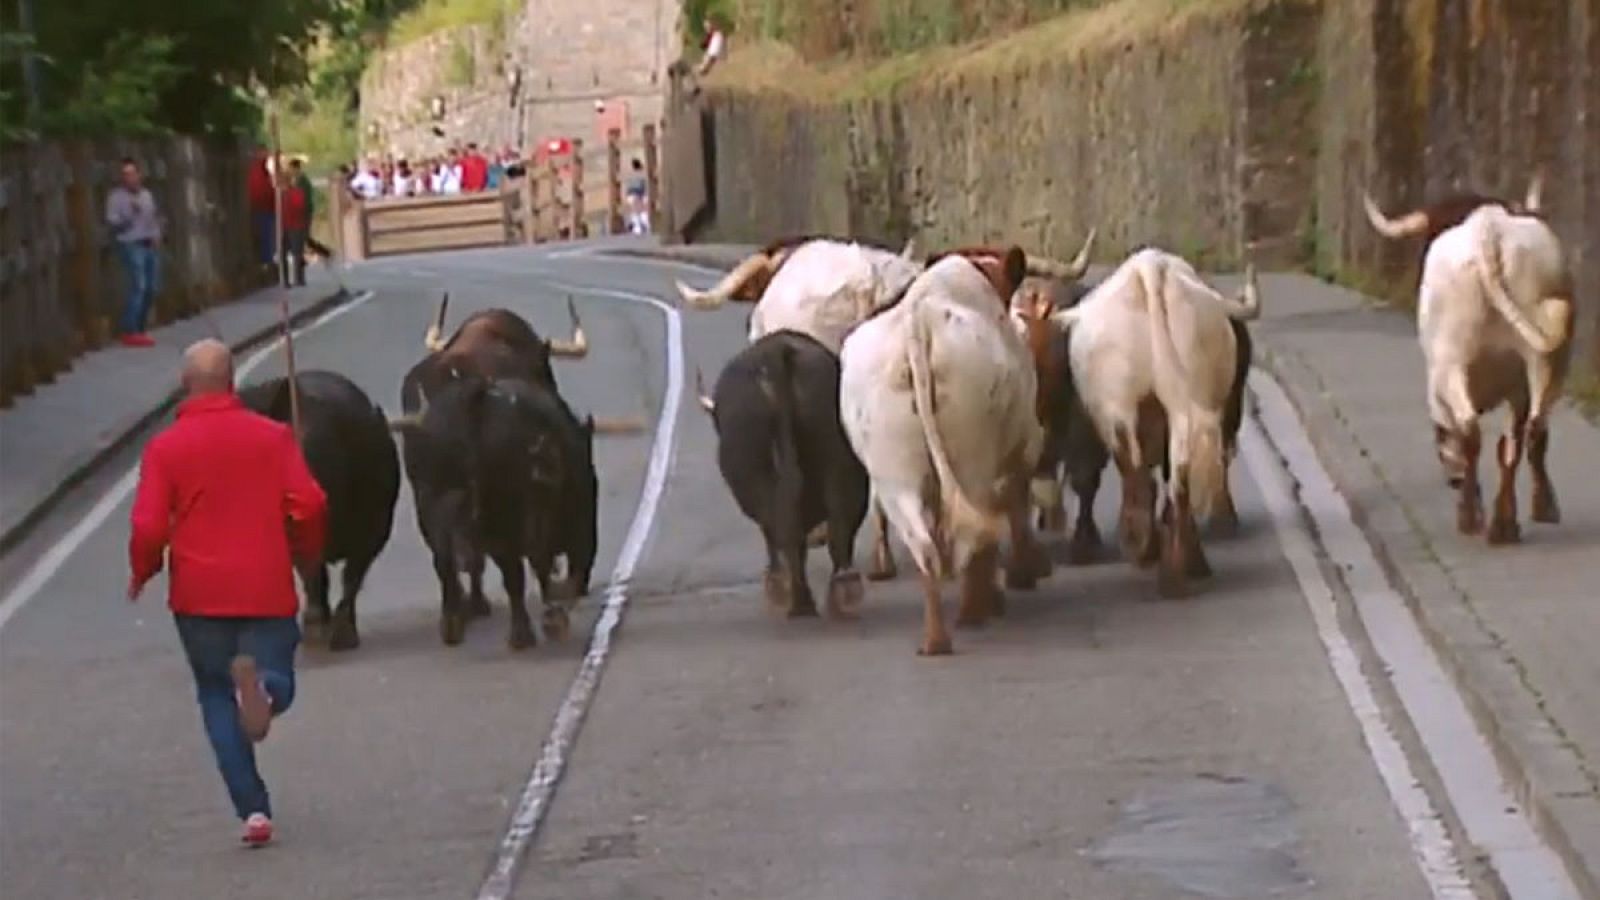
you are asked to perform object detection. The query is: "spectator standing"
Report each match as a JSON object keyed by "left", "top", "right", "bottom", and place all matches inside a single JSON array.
[
  {"left": 625, "top": 157, "right": 650, "bottom": 234},
  {"left": 486, "top": 152, "right": 506, "bottom": 191},
  {"left": 127, "top": 337, "right": 327, "bottom": 848},
  {"left": 460, "top": 142, "right": 489, "bottom": 193},
  {"left": 278, "top": 168, "right": 309, "bottom": 287},
  {"left": 104, "top": 157, "right": 163, "bottom": 348},
  {"left": 349, "top": 160, "right": 383, "bottom": 200},
  {"left": 247, "top": 148, "right": 277, "bottom": 275}
]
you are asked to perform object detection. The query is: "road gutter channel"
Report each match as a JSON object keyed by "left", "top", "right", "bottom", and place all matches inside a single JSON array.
[
  {"left": 0, "top": 287, "right": 359, "bottom": 558},
  {"left": 1246, "top": 367, "right": 1589, "bottom": 900}
]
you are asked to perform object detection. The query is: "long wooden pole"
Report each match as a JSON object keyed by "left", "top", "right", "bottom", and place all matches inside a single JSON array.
[{"left": 268, "top": 110, "right": 303, "bottom": 441}]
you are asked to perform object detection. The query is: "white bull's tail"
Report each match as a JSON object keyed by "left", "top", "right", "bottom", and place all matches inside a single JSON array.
[
  {"left": 1134, "top": 256, "right": 1229, "bottom": 519},
  {"left": 905, "top": 302, "right": 1001, "bottom": 561},
  {"left": 674, "top": 252, "right": 775, "bottom": 309},
  {"left": 1476, "top": 211, "right": 1570, "bottom": 355}
]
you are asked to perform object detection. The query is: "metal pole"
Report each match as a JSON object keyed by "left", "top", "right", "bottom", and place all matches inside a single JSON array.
[{"left": 268, "top": 110, "right": 303, "bottom": 441}]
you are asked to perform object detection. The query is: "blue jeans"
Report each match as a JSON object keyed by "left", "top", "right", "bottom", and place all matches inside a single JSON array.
[
  {"left": 115, "top": 241, "right": 159, "bottom": 336},
  {"left": 173, "top": 614, "right": 301, "bottom": 820},
  {"left": 252, "top": 210, "right": 276, "bottom": 265}
]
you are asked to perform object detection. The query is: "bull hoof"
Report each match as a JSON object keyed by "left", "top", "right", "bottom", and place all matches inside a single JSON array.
[
  {"left": 1486, "top": 516, "right": 1522, "bottom": 546},
  {"left": 541, "top": 606, "right": 571, "bottom": 641},
  {"left": 303, "top": 605, "right": 331, "bottom": 627},
  {"left": 468, "top": 593, "right": 492, "bottom": 619},
  {"left": 441, "top": 613, "right": 467, "bottom": 647},
  {"left": 763, "top": 570, "right": 791, "bottom": 614},
  {"left": 1066, "top": 534, "right": 1101, "bottom": 566},
  {"left": 826, "top": 571, "right": 865, "bottom": 620},
  {"left": 508, "top": 622, "right": 537, "bottom": 650},
  {"left": 1156, "top": 563, "right": 1191, "bottom": 600},
  {"left": 328, "top": 621, "right": 361, "bottom": 652},
  {"left": 1004, "top": 564, "right": 1038, "bottom": 592},
  {"left": 787, "top": 598, "right": 819, "bottom": 619},
  {"left": 991, "top": 588, "right": 1007, "bottom": 618},
  {"left": 955, "top": 606, "right": 989, "bottom": 629},
  {"left": 1208, "top": 507, "right": 1241, "bottom": 539},
  {"left": 917, "top": 635, "right": 954, "bottom": 656},
  {"left": 1532, "top": 490, "right": 1561, "bottom": 524},
  {"left": 866, "top": 557, "right": 897, "bottom": 582},
  {"left": 549, "top": 578, "right": 581, "bottom": 604},
  {"left": 1457, "top": 502, "right": 1484, "bottom": 535}
]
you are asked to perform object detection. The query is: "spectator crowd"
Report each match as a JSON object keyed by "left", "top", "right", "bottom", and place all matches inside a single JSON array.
[{"left": 340, "top": 143, "right": 522, "bottom": 201}]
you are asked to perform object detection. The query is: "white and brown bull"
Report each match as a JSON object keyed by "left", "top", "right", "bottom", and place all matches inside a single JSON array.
[
  {"left": 1364, "top": 180, "right": 1575, "bottom": 544},
  {"left": 680, "top": 231, "right": 1098, "bottom": 585},
  {"left": 1049, "top": 248, "right": 1262, "bottom": 597},
  {"left": 838, "top": 247, "right": 1052, "bottom": 656}
]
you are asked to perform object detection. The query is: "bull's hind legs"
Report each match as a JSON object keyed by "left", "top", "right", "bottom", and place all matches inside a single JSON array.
[
  {"left": 1453, "top": 427, "right": 1486, "bottom": 535},
  {"left": 917, "top": 572, "right": 953, "bottom": 656},
  {"left": 957, "top": 544, "right": 1001, "bottom": 628},
  {"left": 1487, "top": 434, "right": 1524, "bottom": 545},
  {"left": 1528, "top": 422, "right": 1561, "bottom": 524},
  {"left": 1209, "top": 476, "right": 1242, "bottom": 538},
  {"left": 1157, "top": 474, "right": 1210, "bottom": 598},
  {"left": 495, "top": 551, "right": 536, "bottom": 650},
  {"left": 301, "top": 563, "right": 332, "bottom": 636},
  {"left": 328, "top": 557, "right": 374, "bottom": 652},
  {"left": 867, "top": 504, "right": 898, "bottom": 581}
]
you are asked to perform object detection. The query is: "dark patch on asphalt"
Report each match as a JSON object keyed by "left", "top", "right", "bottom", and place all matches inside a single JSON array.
[
  {"left": 577, "top": 831, "right": 640, "bottom": 864},
  {"left": 1087, "top": 772, "right": 1313, "bottom": 898}
]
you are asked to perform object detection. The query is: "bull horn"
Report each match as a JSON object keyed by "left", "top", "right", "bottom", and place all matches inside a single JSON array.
[
  {"left": 695, "top": 367, "right": 715, "bottom": 414},
  {"left": 1524, "top": 171, "right": 1544, "bottom": 213},
  {"left": 1362, "top": 192, "right": 1429, "bottom": 239},
  {"left": 424, "top": 292, "right": 450, "bottom": 352},
  {"left": 589, "top": 415, "right": 648, "bottom": 434},
  {"left": 899, "top": 236, "right": 917, "bottom": 261},
  {"left": 387, "top": 413, "right": 425, "bottom": 433},
  {"left": 1023, "top": 227, "right": 1097, "bottom": 281},
  {"left": 674, "top": 251, "right": 774, "bottom": 310},
  {"left": 547, "top": 296, "right": 589, "bottom": 358}
]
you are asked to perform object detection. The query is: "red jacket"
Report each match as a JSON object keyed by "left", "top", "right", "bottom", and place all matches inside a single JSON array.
[
  {"left": 129, "top": 392, "right": 327, "bottom": 618},
  {"left": 282, "top": 184, "right": 309, "bottom": 232},
  {"left": 248, "top": 160, "right": 275, "bottom": 212},
  {"left": 460, "top": 153, "right": 489, "bottom": 192}
]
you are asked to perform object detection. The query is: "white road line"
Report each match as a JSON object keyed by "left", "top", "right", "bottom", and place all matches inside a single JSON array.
[
  {"left": 1244, "top": 368, "right": 1582, "bottom": 900},
  {"left": 0, "top": 290, "right": 379, "bottom": 632},
  {"left": 474, "top": 280, "right": 684, "bottom": 900}
]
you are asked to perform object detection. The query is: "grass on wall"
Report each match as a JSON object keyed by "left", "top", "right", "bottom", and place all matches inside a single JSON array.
[{"left": 389, "top": 0, "right": 516, "bottom": 47}]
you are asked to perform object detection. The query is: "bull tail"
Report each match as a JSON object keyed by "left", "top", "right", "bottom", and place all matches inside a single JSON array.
[
  {"left": 1136, "top": 255, "right": 1226, "bottom": 517},
  {"left": 905, "top": 301, "right": 1001, "bottom": 559},
  {"left": 674, "top": 251, "right": 775, "bottom": 309},
  {"left": 547, "top": 296, "right": 588, "bottom": 357},
  {"left": 1211, "top": 264, "right": 1262, "bottom": 322},
  {"left": 763, "top": 343, "right": 806, "bottom": 560},
  {"left": 1363, "top": 193, "right": 1430, "bottom": 240},
  {"left": 1477, "top": 211, "right": 1569, "bottom": 355},
  {"left": 424, "top": 292, "right": 451, "bottom": 352}
]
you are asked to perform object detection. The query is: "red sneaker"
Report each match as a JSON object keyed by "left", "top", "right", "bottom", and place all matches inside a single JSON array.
[
  {"left": 242, "top": 813, "right": 273, "bottom": 847},
  {"left": 119, "top": 333, "right": 156, "bottom": 348}
]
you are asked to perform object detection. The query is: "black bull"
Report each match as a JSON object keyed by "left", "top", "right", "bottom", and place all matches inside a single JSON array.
[
  {"left": 391, "top": 373, "right": 599, "bottom": 649},
  {"left": 238, "top": 370, "right": 401, "bottom": 651},
  {"left": 1045, "top": 305, "right": 1254, "bottom": 564},
  {"left": 698, "top": 330, "right": 871, "bottom": 619}
]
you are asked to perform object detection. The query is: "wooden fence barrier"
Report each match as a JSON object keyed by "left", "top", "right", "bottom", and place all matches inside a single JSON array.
[
  {"left": 333, "top": 127, "right": 656, "bottom": 261},
  {"left": 0, "top": 137, "right": 257, "bottom": 408}
]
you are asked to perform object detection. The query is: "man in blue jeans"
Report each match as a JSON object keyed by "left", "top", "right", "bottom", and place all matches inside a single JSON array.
[
  {"left": 128, "top": 338, "right": 328, "bottom": 845},
  {"left": 104, "top": 158, "right": 162, "bottom": 347}
]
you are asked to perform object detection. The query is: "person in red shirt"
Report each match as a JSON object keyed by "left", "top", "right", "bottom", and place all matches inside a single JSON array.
[
  {"left": 247, "top": 147, "right": 277, "bottom": 272},
  {"left": 279, "top": 168, "right": 309, "bottom": 287},
  {"left": 459, "top": 141, "right": 489, "bottom": 192},
  {"left": 128, "top": 338, "right": 327, "bottom": 847}
]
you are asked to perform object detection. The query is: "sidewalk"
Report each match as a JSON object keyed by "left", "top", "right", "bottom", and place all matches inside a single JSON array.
[
  {"left": 617, "top": 243, "right": 1600, "bottom": 891},
  {"left": 0, "top": 268, "right": 352, "bottom": 552}
]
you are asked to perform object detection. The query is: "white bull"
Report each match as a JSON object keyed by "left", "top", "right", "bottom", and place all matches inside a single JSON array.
[
  {"left": 1050, "top": 248, "right": 1261, "bottom": 597},
  {"left": 683, "top": 232, "right": 1098, "bottom": 584},
  {"left": 839, "top": 248, "right": 1051, "bottom": 656},
  {"left": 1377, "top": 198, "right": 1574, "bottom": 544}
]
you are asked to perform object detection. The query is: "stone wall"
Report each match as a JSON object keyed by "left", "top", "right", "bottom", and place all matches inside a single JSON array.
[
  {"left": 681, "top": 0, "right": 1597, "bottom": 367},
  {"left": 359, "top": 23, "right": 515, "bottom": 160}
]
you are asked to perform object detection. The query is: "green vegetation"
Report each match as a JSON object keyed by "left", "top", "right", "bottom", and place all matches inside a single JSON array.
[
  {"left": 388, "top": 0, "right": 516, "bottom": 46},
  {"left": 446, "top": 37, "right": 477, "bottom": 87}
]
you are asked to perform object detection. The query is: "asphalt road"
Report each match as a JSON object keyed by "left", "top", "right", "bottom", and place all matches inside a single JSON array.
[{"left": 0, "top": 242, "right": 1530, "bottom": 899}]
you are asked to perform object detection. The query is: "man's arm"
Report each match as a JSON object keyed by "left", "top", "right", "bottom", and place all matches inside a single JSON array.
[
  {"left": 127, "top": 442, "right": 173, "bottom": 590},
  {"left": 281, "top": 431, "right": 328, "bottom": 567},
  {"left": 105, "top": 191, "right": 130, "bottom": 235}
]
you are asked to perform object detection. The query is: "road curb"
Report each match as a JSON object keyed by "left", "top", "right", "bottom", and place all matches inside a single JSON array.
[
  {"left": 1251, "top": 339, "right": 1600, "bottom": 899},
  {"left": 0, "top": 287, "right": 355, "bottom": 557}
]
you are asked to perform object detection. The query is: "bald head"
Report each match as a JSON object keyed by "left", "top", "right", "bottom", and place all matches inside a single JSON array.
[{"left": 181, "top": 339, "right": 235, "bottom": 396}]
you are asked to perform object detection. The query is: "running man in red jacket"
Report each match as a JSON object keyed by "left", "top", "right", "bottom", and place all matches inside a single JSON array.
[{"left": 128, "top": 338, "right": 328, "bottom": 847}]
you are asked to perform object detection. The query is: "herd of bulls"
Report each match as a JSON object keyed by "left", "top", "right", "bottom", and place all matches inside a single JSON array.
[
  {"left": 231, "top": 172, "right": 1577, "bottom": 660},
  {"left": 687, "top": 172, "right": 1577, "bottom": 656}
]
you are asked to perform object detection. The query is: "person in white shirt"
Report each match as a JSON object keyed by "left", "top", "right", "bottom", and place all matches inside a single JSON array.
[
  {"left": 440, "top": 151, "right": 464, "bottom": 195},
  {"left": 349, "top": 165, "right": 383, "bottom": 200},
  {"left": 698, "top": 18, "right": 725, "bottom": 76},
  {"left": 392, "top": 160, "right": 416, "bottom": 197}
]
